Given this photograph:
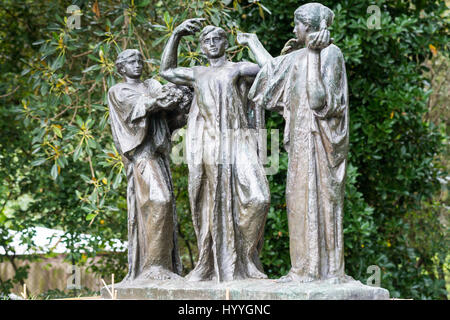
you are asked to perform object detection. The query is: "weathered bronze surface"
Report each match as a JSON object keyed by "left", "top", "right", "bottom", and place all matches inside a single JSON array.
[
  {"left": 238, "top": 2, "right": 350, "bottom": 282},
  {"left": 103, "top": 278, "right": 390, "bottom": 300},
  {"left": 160, "top": 20, "right": 270, "bottom": 282},
  {"left": 107, "top": 49, "right": 192, "bottom": 281},
  {"left": 105, "top": 4, "right": 382, "bottom": 297}
]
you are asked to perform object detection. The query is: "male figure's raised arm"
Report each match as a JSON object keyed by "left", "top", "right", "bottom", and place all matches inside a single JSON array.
[
  {"left": 160, "top": 18, "right": 204, "bottom": 86},
  {"left": 237, "top": 61, "right": 260, "bottom": 78},
  {"left": 236, "top": 61, "right": 260, "bottom": 86}
]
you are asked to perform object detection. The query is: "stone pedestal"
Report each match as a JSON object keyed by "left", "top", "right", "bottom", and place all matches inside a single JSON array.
[{"left": 101, "top": 278, "right": 389, "bottom": 300}]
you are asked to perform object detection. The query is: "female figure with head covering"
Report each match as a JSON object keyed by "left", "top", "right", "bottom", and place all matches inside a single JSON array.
[{"left": 238, "top": 3, "right": 350, "bottom": 283}]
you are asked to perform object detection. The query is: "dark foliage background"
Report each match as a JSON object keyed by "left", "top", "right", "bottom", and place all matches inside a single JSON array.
[{"left": 0, "top": 0, "right": 448, "bottom": 299}]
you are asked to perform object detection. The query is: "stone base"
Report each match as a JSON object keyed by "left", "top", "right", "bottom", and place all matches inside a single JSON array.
[{"left": 101, "top": 277, "right": 389, "bottom": 300}]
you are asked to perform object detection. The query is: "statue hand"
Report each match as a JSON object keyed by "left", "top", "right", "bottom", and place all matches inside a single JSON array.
[
  {"left": 156, "top": 98, "right": 177, "bottom": 110},
  {"left": 174, "top": 18, "right": 205, "bottom": 37},
  {"left": 307, "top": 29, "right": 333, "bottom": 51},
  {"left": 237, "top": 32, "right": 257, "bottom": 46},
  {"left": 281, "top": 38, "right": 299, "bottom": 55}
]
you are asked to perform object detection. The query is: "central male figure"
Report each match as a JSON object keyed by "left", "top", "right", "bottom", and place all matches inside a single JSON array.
[{"left": 161, "top": 19, "right": 270, "bottom": 282}]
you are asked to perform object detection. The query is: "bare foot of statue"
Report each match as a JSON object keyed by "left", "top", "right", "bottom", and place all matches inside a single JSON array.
[
  {"left": 322, "top": 274, "right": 355, "bottom": 284},
  {"left": 277, "top": 271, "right": 354, "bottom": 284},
  {"left": 121, "top": 273, "right": 132, "bottom": 283},
  {"left": 276, "top": 272, "right": 317, "bottom": 283},
  {"left": 246, "top": 259, "right": 268, "bottom": 279},
  {"left": 137, "top": 266, "right": 182, "bottom": 281},
  {"left": 185, "top": 267, "right": 214, "bottom": 282}
]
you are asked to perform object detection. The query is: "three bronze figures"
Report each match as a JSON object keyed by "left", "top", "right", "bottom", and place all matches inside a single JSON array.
[{"left": 107, "top": 3, "right": 350, "bottom": 284}]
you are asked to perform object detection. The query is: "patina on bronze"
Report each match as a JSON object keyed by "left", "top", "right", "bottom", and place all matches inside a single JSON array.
[
  {"left": 107, "top": 49, "right": 192, "bottom": 281},
  {"left": 238, "top": 2, "right": 350, "bottom": 283},
  {"left": 160, "top": 19, "right": 270, "bottom": 282}
]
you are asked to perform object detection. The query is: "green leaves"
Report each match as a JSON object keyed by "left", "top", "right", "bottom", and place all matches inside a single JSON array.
[
  {"left": 31, "top": 158, "right": 47, "bottom": 167},
  {"left": 50, "top": 163, "right": 59, "bottom": 180},
  {"left": 136, "top": 0, "right": 151, "bottom": 7},
  {"left": 86, "top": 213, "right": 97, "bottom": 221},
  {"left": 82, "top": 64, "right": 101, "bottom": 73},
  {"left": 50, "top": 54, "right": 65, "bottom": 71},
  {"left": 1, "top": 0, "right": 447, "bottom": 299},
  {"left": 73, "top": 144, "right": 83, "bottom": 161}
]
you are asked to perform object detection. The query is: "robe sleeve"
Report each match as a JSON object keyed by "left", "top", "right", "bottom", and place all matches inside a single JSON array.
[
  {"left": 107, "top": 85, "right": 150, "bottom": 155},
  {"left": 129, "top": 94, "right": 153, "bottom": 122},
  {"left": 249, "top": 52, "right": 298, "bottom": 150},
  {"left": 313, "top": 44, "right": 348, "bottom": 119},
  {"left": 312, "top": 44, "right": 349, "bottom": 167},
  {"left": 129, "top": 78, "right": 166, "bottom": 122},
  {"left": 248, "top": 53, "right": 294, "bottom": 114},
  {"left": 144, "top": 78, "right": 163, "bottom": 96}
]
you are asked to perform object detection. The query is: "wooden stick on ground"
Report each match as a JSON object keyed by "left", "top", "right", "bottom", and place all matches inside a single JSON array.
[
  {"left": 101, "top": 279, "right": 113, "bottom": 299},
  {"left": 111, "top": 274, "right": 114, "bottom": 299},
  {"left": 21, "top": 284, "right": 27, "bottom": 300},
  {"left": 101, "top": 274, "right": 118, "bottom": 299}
]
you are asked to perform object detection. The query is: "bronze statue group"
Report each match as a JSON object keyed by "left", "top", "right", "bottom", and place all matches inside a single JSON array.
[{"left": 107, "top": 3, "right": 350, "bottom": 284}]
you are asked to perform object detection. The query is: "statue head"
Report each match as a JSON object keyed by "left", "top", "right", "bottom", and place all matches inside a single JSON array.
[
  {"left": 115, "top": 49, "right": 144, "bottom": 79},
  {"left": 199, "top": 26, "right": 229, "bottom": 59},
  {"left": 293, "top": 3, "right": 334, "bottom": 45}
]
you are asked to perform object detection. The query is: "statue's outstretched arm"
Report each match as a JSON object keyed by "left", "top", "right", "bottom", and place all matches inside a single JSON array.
[
  {"left": 160, "top": 19, "right": 204, "bottom": 86},
  {"left": 237, "top": 62, "right": 260, "bottom": 78},
  {"left": 237, "top": 33, "right": 273, "bottom": 67}
]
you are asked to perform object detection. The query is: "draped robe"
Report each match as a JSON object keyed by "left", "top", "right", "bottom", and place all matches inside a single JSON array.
[
  {"left": 185, "top": 62, "right": 270, "bottom": 282},
  {"left": 249, "top": 44, "right": 349, "bottom": 281},
  {"left": 107, "top": 79, "right": 182, "bottom": 281}
]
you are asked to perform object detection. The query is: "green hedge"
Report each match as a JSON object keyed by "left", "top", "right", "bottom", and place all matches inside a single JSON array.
[{"left": 0, "top": 0, "right": 448, "bottom": 299}]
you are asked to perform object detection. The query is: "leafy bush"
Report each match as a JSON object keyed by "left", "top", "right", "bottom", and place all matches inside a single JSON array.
[{"left": 0, "top": 0, "right": 448, "bottom": 299}]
